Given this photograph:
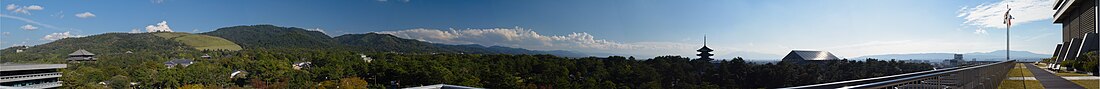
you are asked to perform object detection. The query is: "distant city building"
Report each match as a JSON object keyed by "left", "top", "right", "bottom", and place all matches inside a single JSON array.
[
  {"left": 14, "top": 46, "right": 27, "bottom": 53},
  {"left": 696, "top": 36, "right": 714, "bottom": 60},
  {"left": 1051, "top": 0, "right": 1099, "bottom": 70},
  {"left": 780, "top": 50, "right": 840, "bottom": 64},
  {"left": 201, "top": 54, "right": 212, "bottom": 59},
  {"left": 361, "top": 54, "right": 374, "bottom": 63},
  {"left": 0, "top": 64, "right": 66, "bottom": 88},
  {"left": 293, "top": 62, "right": 312, "bottom": 70},
  {"left": 900, "top": 59, "right": 930, "bottom": 64},
  {"left": 942, "top": 54, "right": 967, "bottom": 67},
  {"left": 229, "top": 70, "right": 246, "bottom": 79},
  {"left": 164, "top": 59, "right": 194, "bottom": 68},
  {"left": 66, "top": 49, "right": 97, "bottom": 63}
]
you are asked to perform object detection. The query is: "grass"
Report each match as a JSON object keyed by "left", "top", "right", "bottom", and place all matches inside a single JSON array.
[
  {"left": 1008, "top": 63, "right": 1034, "bottom": 77},
  {"left": 1072, "top": 80, "right": 1100, "bottom": 89},
  {"left": 1055, "top": 72, "right": 1092, "bottom": 76},
  {"left": 153, "top": 32, "right": 189, "bottom": 38},
  {"left": 998, "top": 80, "right": 1044, "bottom": 89},
  {"left": 154, "top": 32, "right": 243, "bottom": 51}
]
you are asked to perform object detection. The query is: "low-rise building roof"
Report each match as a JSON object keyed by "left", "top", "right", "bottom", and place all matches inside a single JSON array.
[{"left": 68, "top": 49, "right": 95, "bottom": 56}]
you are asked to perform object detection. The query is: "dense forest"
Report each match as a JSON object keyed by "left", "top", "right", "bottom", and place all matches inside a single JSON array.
[
  {"left": 53, "top": 49, "right": 931, "bottom": 89},
  {"left": 0, "top": 25, "right": 935, "bottom": 88}
]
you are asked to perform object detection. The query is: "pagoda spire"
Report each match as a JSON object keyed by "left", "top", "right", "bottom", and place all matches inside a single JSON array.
[{"left": 697, "top": 34, "right": 714, "bottom": 60}]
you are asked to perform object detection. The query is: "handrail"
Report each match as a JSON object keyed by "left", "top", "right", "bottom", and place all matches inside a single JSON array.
[
  {"left": 779, "top": 66, "right": 964, "bottom": 89},
  {"left": 781, "top": 60, "right": 1015, "bottom": 89},
  {"left": 838, "top": 60, "right": 1013, "bottom": 89}
]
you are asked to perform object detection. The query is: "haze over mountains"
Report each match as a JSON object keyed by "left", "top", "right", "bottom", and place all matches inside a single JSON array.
[{"left": 853, "top": 50, "right": 1051, "bottom": 61}]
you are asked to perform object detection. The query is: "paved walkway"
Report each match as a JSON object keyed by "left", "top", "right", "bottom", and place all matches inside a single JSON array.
[{"left": 1024, "top": 64, "right": 1086, "bottom": 89}]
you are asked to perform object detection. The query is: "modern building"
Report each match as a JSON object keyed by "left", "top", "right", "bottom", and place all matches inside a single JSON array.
[
  {"left": 0, "top": 64, "right": 66, "bottom": 88},
  {"left": 780, "top": 50, "right": 840, "bottom": 64},
  {"left": 1051, "top": 0, "right": 1100, "bottom": 70},
  {"left": 942, "top": 54, "right": 967, "bottom": 67},
  {"left": 164, "top": 59, "right": 194, "bottom": 68},
  {"left": 66, "top": 49, "right": 96, "bottom": 63}
]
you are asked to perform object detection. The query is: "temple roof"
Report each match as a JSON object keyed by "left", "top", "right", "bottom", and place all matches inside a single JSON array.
[
  {"left": 69, "top": 49, "right": 95, "bottom": 56},
  {"left": 782, "top": 50, "right": 839, "bottom": 61},
  {"left": 697, "top": 46, "right": 713, "bottom": 52}
]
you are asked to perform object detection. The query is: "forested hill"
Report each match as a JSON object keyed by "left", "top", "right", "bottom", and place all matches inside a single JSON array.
[
  {"left": 200, "top": 25, "right": 341, "bottom": 49},
  {"left": 0, "top": 33, "right": 196, "bottom": 63},
  {"left": 335, "top": 33, "right": 588, "bottom": 56},
  {"left": 0, "top": 25, "right": 588, "bottom": 61},
  {"left": 334, "top": 33, "right": 451, "bottom": 53},
  {"left": 201, "top": 25, "right": 587, "bottom": 57}
]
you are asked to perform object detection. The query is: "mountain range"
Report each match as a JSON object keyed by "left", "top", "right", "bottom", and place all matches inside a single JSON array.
[
  {"left": 852, "top": 50, "right": 1052, "bottom": 61},
  {"left": 0, "top": 25, "right": 590, "bottom": 62}
]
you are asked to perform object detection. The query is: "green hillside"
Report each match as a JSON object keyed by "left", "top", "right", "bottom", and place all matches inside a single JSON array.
[
  {"left": 0, "top": 33, "right": 194, "bottom": 63},
  {"left": 200, "top": 25, "right": 341, "bottom": 49},
  {"left": 153, "top": 32, "right": 242, "bottom": 51}
]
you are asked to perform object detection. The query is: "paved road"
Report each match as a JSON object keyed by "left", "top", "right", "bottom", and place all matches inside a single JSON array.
[{"left": 1024, "top": 64, "right": 1086, "bottom": 89}]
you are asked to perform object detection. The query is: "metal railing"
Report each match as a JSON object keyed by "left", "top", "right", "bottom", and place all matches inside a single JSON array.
[
  {"left": 0, "top": 72, "right": 63, "bottom": 83},
  {"left": 781, "top": 60, "right": 1015, "bottom": 89}
]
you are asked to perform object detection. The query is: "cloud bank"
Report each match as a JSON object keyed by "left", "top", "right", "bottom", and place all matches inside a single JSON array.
[
  {"left": 958, "top": 0, "right": 1054, "bottom": 29},
  {"left": 42, "top": 31, "right": 80, "bottom": 41},
  {"left": 6, "top": 4, "right": 44, "bottom": 15},
  {"left": 20, "top": 24, "right": 37, "bottom": 30},
  {"left": 145, "top": 21, "right": 173, "bottom": 32},
  {"left": 74, "top": 12, "right": 95, "bottom": 18},
  {"left": 308, "top": 28, "right": 327, "bottom": 35},
  {"left": 377, "top": 27, "right": 722, "bottom": 57}
]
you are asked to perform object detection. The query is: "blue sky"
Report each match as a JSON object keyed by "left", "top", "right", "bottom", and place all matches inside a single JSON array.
[{"left": 1, "top": 0, "right": 1063, "bottom": 59}]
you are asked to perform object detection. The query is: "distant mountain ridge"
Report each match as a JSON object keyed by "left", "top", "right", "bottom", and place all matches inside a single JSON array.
[
  {"left": 201, "top": 25, "right": 589, "bottom": 57},
  {"left": 853, "top": 50, "right": 1051, "bottom": 61},
  {"left": 1, "top": 25, "right": 591, "bottom": 62}
]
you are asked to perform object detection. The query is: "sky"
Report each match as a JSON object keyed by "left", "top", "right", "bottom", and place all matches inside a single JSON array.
[{"left": 0, "top": 0, "right": 1065, "bottom": 59}]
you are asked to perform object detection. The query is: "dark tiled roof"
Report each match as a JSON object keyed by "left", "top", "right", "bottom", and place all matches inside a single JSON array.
[
  {"left": 782, "top": 50, "right": 839, "bottom": 61},
  {"left": 697, "top": 46, "right": 713, "bottom": 52},
  {"left": 69, "top": 49, "right": 95, "bottom": 56}
]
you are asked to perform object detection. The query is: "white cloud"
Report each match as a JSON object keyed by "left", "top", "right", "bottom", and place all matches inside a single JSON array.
[
  {"left": 958, "top": 0, "right": 1054, "bottom": 29},
  {"left": 5, "top": 4, "right": 15, "bottom": 11},
  {"left": 130, "top": 28, "right": 142, "bottom": 33},
  {"left": 20, "top": 24, "right": 38, "bottom": 30},
  {"left": 7, "top": 4, "right": 44, "bottom": 15},
  {"left": 378, "top": 27, "right": 713, "bottom": 57},
  {"left": 43, "top": 31, "right": 81, "bottom": 41},
  {"left": 1, "top": 14, "right": 77, "bottom": 31},
  {"left": 974, "top": 28, "right": 988, "bottom": 34},
  {"left": 51, "top": 11, "right": 64, "bottom": 19},
  {"left": 74, "top": 12, "right": 95, "bottom": 18},
  {"left": 152, "top": 0, "right": 166, "bottom": 4},
  {"left": 145, "top": 21, "right": 173, "bottom": 32},
  {"left": 23, "top": 5, "right": 42, "bottom": 10},
  {"left": 2, "top": 32, "right": 10, "bottom": 36},
  {"left": 307, "top": 28, "right": 327, "bottom": 35}
]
